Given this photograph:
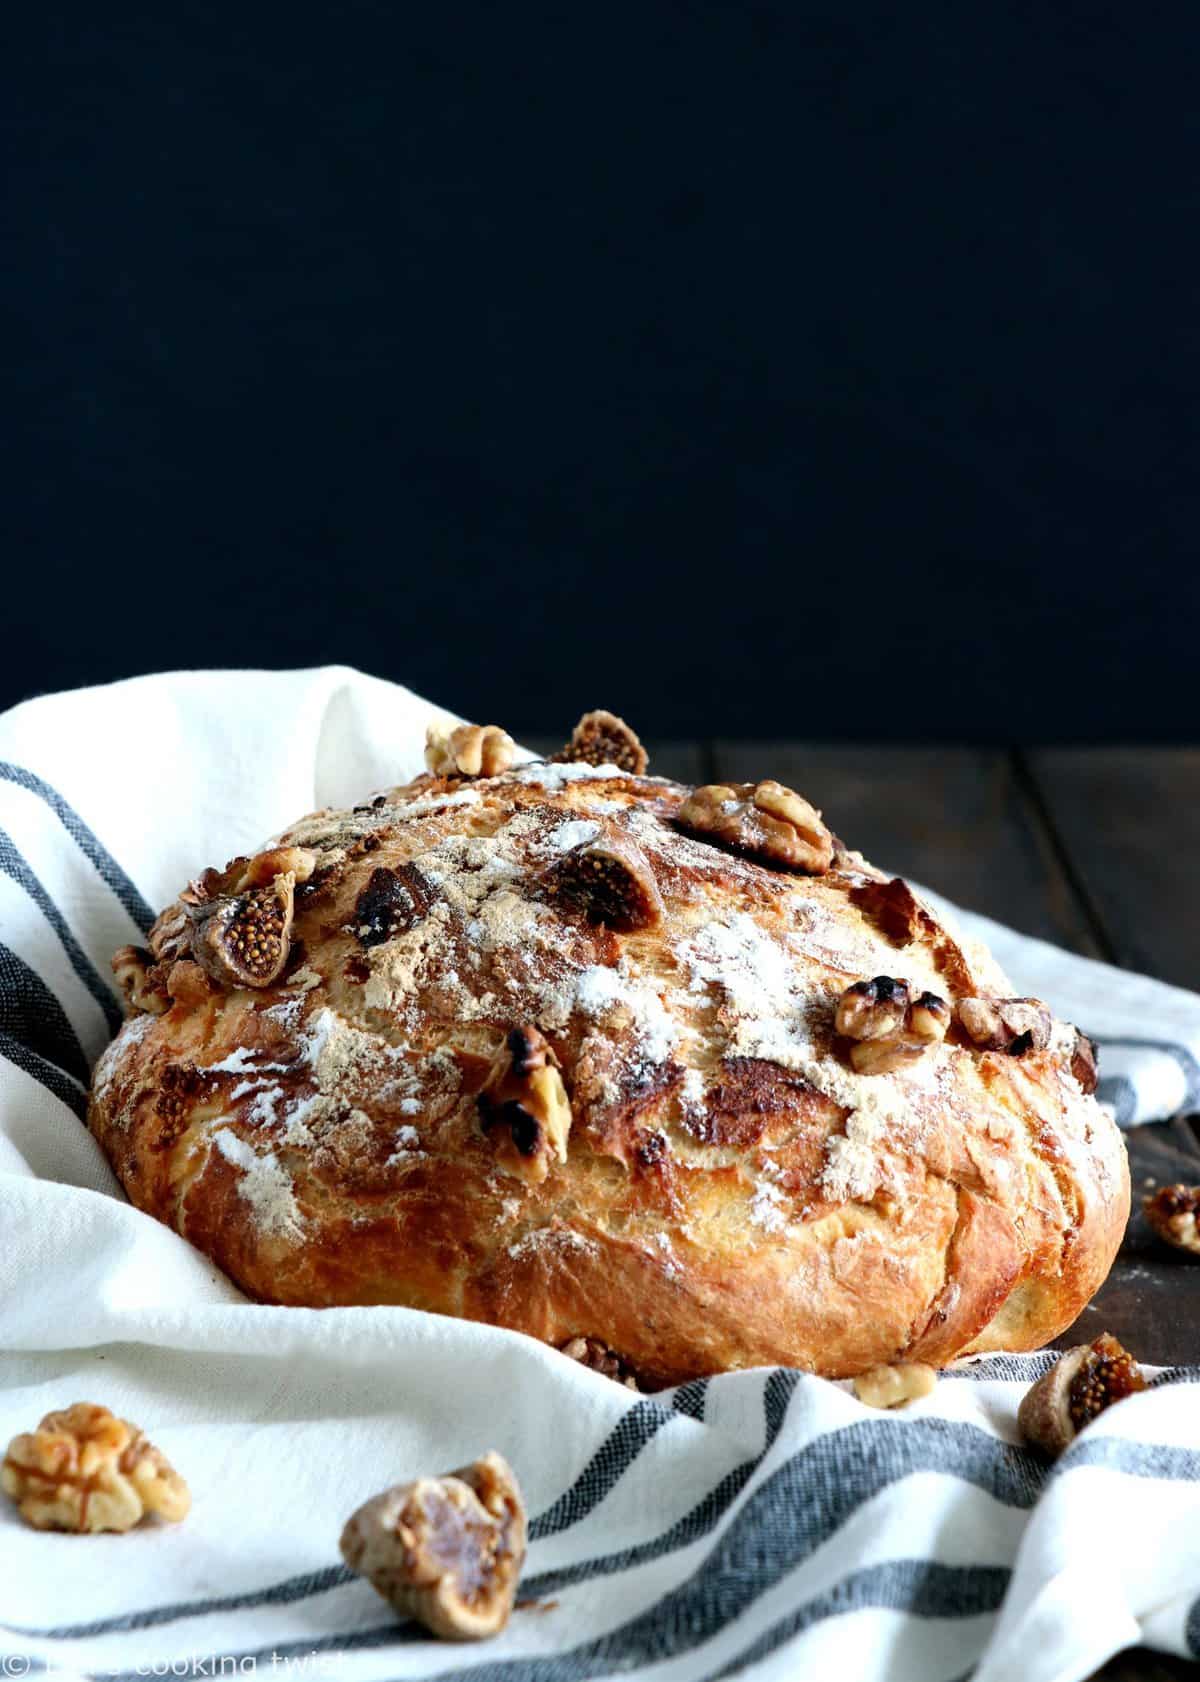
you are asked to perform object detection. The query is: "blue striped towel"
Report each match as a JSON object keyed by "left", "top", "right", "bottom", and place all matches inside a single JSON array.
[{"left": 2, "top": 667, "right": 1199, "bottom": 1682}]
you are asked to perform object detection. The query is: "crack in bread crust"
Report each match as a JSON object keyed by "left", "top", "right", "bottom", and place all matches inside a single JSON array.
[{"left": 87, "top": 761, "right": 1129, "bottom": 1383}]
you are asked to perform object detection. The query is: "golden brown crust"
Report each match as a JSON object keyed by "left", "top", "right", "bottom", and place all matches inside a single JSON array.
[{"left": 88, "top": 755, "right": 1129, "bottom": 1384}]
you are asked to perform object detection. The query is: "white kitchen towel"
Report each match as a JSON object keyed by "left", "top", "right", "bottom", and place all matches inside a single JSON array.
[{"left": 1, "top": 665, "right": 1199, "bottom": 1682}]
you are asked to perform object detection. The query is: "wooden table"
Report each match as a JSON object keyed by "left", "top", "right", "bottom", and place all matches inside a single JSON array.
[{"left": 533, "top": 742, "right": 1198, "bottom": 1681}]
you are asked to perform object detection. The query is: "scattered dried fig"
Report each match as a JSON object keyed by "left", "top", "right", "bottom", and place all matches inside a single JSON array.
[
  {"left": 339, "top": 1452, "right": 526, "bottom": 1640},
  {"left": 1018, "top": 1334, "right": 1146, "bottom": 1457}
]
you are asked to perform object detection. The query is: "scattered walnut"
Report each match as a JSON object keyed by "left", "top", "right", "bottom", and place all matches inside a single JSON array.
[
  {"left": 339, "top": 1452, "right": 527, "bottom": 1640},
  {"left": 835, "top": 977, "right": 949, "bottom": 1075},
  {"left": 853, "top": 1363, "right": 937, "bottom": 1409},
  {"left": 956, "top": 996, "right": 1052, "bottom": 1055},
  {"left": 549, "top": 833, "right": 664, "bottom": 931},
  {"left": 181, "top": 870, "right": 297, "bottom": 989},
  {"left": 559, "top": 1337, "right": 640, "bottom": 1390},
  {"left": 425, "top": 722, "right": 515, "bottom": 778},
  {"left": 558, "top": 709, "right": 648, "bottom": 775},
  {"left": 228, "top": 846, "right": 319, "bottom": 891},
  {"left": 111, "top": 946, "right": 169, "bottom": 1016},
  {"left": 477, "top": 1028, "right": 572, "bottom": 1183},
  {"left": 1018, "top": 1334, "right": 1146, "bottom": 1457},
  {"left": 676, "top": 780, "right": 834, "bottom": 873},
  {"left": 1144, "top": 1185, "right": 1200, "bottom": 1255},
  {"left": 147, "top": 901, "right": 190, "bottom": 965},
  {"left": 1070, "top": 1028, "right": 1099, "bottom": 1094},
  {"left": 2, "top": 1402, "right": 190, "bottom": 1533}
]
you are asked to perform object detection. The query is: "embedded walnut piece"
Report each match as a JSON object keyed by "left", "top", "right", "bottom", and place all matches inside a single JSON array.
[
  {"left": 852, "top": 1362, "right": 937, "bottom": 1409},
  {"left": 957, "top": 996, "right": 1052, "bottom": 1056},
  {"left": 1018, "top": 1334, "right": 1146, "bottom": 1457},
  {"left": 229, "top": 846, "right": 319, "bottom": 891},
  {"left": 1, "top": 1402, "right": 190, "bottom": 1533},
  {"left": 676, "top": 781, "right": 834, "bottom": 873},
  {"left": 559, "top": 1336, "right": 640, "bottom": 1390},
  {"left": 1144, "top": 1185, "right": 1200, "bottom": 1255},
  {"left": 181, "top": 871, "right": 296, "bottom": 989},
  {"left": 425, "top": 722, "right": 516, "bottom": 779},
  {"left": 111, "top": 946, "right": 169, "bottom": 1017},
  {"left": 477, "top": 1028, "right": 572, "bottom": 1183},
  {"left": 559, "top": 709, "right": 648, "bottom": 775},
  {"left": 147, "top": 901, "right": 190, "bottom": 965},
  {"left": 339, "top": 1452, "right": 527, "bottom": 1641},
  {"left": 550, "top": 833, "right": 664, "bottom": 931},
  {"left": 1071, "top": 1029, "right": 1100, "bottom": 1095},
  {"left": 835, "top": 977, "right": 949, "bottom": 1075}
]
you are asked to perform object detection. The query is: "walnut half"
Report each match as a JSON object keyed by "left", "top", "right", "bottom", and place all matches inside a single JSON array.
[
  {"left": 852, "top": 1362, "right": 937, "bottom": 1409},
  {"left": 2, "top": 1402, "right": 190, "bottom": 1533},
  {"left": 559, "top": 1336, "right": 640, "bottom": 1390},
  {"left": 1144, "top": 1184, "right": 1200, "bottom": 1256},
  {"left": 677, "top": 780, "right": 834, "bottom": 873},
  {"left": 339, "top": 1452, "right": 527, "bottom": 1640},
  {"left": 1018, "top": 1334, "right": 1146, "bottom": 1457},
  {"left": 111, "top": 946, "right": 170, "bottom": 1017},
  {"left": 477, "top": 1028, "right": 572, "bottom": 1183},
  {"left": 956, "top": 995, "right": 1052, "bottom": 1056},
  {"left": 835, "top": 976, "right": 949, "bottom": 1075},
  {"left": 425, "top": 722, "right": 516, "bottom": 778}
]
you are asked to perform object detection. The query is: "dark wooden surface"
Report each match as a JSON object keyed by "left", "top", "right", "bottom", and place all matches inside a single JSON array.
[{"left": 537, "top": 740, "right": 1197, "bottom": 1681}]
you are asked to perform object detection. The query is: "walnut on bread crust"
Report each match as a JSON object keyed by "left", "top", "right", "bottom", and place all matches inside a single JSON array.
[
  {"left": 558, "top": 709, "right": 647, "bottom": 775},
  {"left": 956, "top": 996, "right": 1052, "bottom": 1056},
  {"left": 1018, "top": 1334, "right": 1146, "bottom": 1457},
  {"left": 425, "top": 723, "right": 516, "bottom": 779},
  {"left": 852, "top": 1362, "right": 937, "bottom": 1409},
  {"left": 339, "top": 1452, "right": 526, "bottom": 1640},
  {"left": 677, "top": 780, "right": 834, "bottom": 873},
  {"left": 2, "top": 1402, "right": 190, "bottom": 1533},
  {"left": 112, "top": 945, "right": 169, "bottom": 1017},
  {"left": 835, "top": 976, "right": 949, "bottom": 1075},
  {"left": 478, "top": 1028, "right": 572, "bottom": 1184}
]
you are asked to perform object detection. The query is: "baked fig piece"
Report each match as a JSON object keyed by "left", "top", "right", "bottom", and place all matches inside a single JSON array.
[
  {"left": 477, "top": 1028, "right": 572, "bottom": 1183},
  {"left": 339, "top": 1452, "right": 527, "bottom": 1640},
  {"left": 558, "top": 709, "right": 647, "bottom": 775},
  {"left": 1070, "top": 1029, "right": 1100, "bottom": 1094},
  {"left": 181, "top": 870, "right": 297, "bottom": 989},
  {"left": 677, "top": 780, "right": 833, "bottom": 873},
  {"left": 1018, "top": 1333, "right": 1146, "bottom": 1457},
  {"left": 550, "top": 833, "right": 664, "bottom": 931},
  {"left": 1144, "top": 1184, "right": 1200, "bottom": 1255}
]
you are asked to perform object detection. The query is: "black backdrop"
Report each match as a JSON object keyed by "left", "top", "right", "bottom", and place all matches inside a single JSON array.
[{"left": 5, "top": 5, "right": 1197, "bottom": 740}]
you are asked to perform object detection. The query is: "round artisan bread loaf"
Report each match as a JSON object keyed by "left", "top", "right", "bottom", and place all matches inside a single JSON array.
[{"left": 90, "top": 712, "right": 1128, "bottom": 1385}]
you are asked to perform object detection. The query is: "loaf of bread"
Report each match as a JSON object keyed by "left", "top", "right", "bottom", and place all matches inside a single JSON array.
[{"left": 90, "top": 712, "right": 1128, "bottom": 1386}]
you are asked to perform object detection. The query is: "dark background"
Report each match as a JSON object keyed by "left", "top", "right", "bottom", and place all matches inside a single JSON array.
[{"left": 5, "top": 5, "right": 1197, "bottom": 740}]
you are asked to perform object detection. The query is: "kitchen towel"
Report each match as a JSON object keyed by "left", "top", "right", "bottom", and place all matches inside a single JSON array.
[{"left": 1, "top": 665, "right": 1198, "bottom": 1682}]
